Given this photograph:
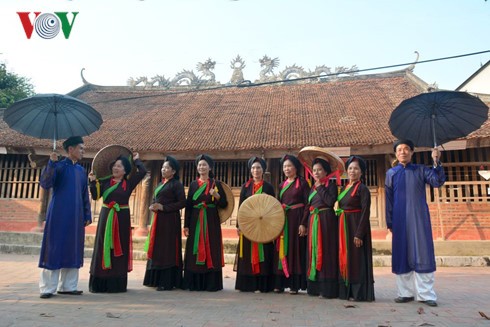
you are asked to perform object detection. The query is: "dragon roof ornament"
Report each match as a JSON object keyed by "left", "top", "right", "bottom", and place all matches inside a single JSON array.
[{"left": 126, "top": 55, "right": 359, "bottom": 88}]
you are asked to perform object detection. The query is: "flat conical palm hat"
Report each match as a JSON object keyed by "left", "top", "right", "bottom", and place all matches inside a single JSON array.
[
  {"left": 218, "top": 182, "right": 235, "bottom": 223},
  {"left": 92, "top": 144, "right": 135, "bottom": 179},
  {"left": 238, "top": 194, "right": 284, "bottom": 243},
  {"left": 298, "top": 146, "right": 345, "bottom": 174}
]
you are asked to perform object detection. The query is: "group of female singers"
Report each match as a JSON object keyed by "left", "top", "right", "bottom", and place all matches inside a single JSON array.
[
  {"left": 86, "top": 151, "right": 374, "bottom": 301},
  {"left": 88, "top": 153, "right": 227, "bottom": 293},
  {"left": 235, "top": 154, "right": 375, "bottom": 302}
]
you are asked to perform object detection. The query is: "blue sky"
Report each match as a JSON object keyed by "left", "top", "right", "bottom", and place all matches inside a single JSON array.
[{"left": 1, "top": 0, "right": 489, "bottom": 94}]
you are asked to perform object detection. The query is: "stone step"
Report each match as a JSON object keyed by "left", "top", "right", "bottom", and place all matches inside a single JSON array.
[
  {"left": 3, "top": 231, "right": 490, "bottom": 255},
  {"left": 0, "top": 231, "right": 238, "bottom": 264},
  {"left": 1, "top": 232, "right": 489, "bottom": 266},
  {"left": 0, "top": 231, "right": 238, "bottom": 253}
]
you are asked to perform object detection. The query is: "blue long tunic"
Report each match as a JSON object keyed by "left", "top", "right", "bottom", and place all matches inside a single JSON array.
[
  {"left": 385, "top": 163, "right": 445, "bottom": 274},
  {"left": 38, "top": 158, "right": 92, "bottom": 270}
]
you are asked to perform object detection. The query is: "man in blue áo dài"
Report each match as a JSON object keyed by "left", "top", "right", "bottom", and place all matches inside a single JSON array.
[
  {"left": 38, "top": 136, "right": 92, "bottom": 299},
  {"left": 385, "top": 139, "right": 445, "bottom": 307}
]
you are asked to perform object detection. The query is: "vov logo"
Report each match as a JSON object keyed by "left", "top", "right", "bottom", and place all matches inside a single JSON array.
[{"left": 17, "top": 12, "right": 79, "bottom": 39}]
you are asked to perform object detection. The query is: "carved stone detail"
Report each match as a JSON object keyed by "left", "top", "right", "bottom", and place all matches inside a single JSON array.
[
  {"left": 170, "top": 70, "right": 198, "bottom": 86},
  {"left": 196, "top": 58, "right": 217, "bottom": 83},
  {"left": 257, "top": 55, "right": 280, "bottom": 82},
  {"left": 126, "top": 55, "right": 359, "bottom": 88},
  {"left": 229, "top": 55, "right": 246, "bottom": 85},
  {"left": 279, "top": 64, "right": 307, "bottom": 80}
]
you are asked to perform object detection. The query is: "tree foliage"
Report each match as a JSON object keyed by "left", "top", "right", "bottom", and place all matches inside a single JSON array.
[{"left": 0, "top": 63, "right": 35, "bottom": 108}]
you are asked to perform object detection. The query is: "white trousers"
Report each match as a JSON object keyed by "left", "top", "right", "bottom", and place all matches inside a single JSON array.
[
  {"left": 39, "top": 268, "right": 79, "bottom": 294},
  {"left": 396, "top": 271, "right": 436, "bottom": 301}
]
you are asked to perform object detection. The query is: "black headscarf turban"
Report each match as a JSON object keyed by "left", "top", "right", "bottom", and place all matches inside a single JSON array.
[
  {"left": 62, "top": 136, "right": 83, "bottom": 151},
  {"left": 393, "top": 139, "right": 414, "bottom": 152},
  {"left": 195, "top": 154, "right": 215, "bottom": 178},
  {"left": 247, "top": 156, "right": 267, "bottom": 171}
]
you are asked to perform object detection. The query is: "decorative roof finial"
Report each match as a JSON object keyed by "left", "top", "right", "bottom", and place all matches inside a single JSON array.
[
  {"left": 407, "top": 51, "right": 420, "bottom": 72},
  {"left": 80, "top": 68, "right": 89, "bottom": 85}
]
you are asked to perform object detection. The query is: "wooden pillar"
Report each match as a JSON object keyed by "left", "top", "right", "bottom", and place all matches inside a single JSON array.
[
  {"left": 133, "top": 167, "right": 152, "bottom": 237},
  {"left": 31, "top": 187, "right": 49, "bottom": 232},
  {"left": 264, "top": 157, "right": 272, "bottom": 184}
]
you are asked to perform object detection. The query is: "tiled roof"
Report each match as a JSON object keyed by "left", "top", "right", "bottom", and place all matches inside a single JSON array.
[{"left": 1, "top": 70, "right": 488, "bottom": 155}]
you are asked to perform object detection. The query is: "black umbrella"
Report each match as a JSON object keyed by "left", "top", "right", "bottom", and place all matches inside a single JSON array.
[
  {"left": 3, "top": 94, "right": 103, "bottom": 150},
  {"left": 389, "top": 91, "right": 489, "bottom": 148}
]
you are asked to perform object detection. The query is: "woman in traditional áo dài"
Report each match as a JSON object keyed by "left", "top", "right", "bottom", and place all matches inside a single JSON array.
[
  {"left": 143, "top": 156, "right": 186, "bottom": 291},
  {"left": 183, "top": 154, "right": 228, "bottom": 291},
  {"left": 88, "top": 152, "right": 147, "bottom": 293},
  {"left": 235, "top": 157, "right": 276, "bottom": 293},
  {"left": 299, "top": 157, "right": 340, "bottom": 298},
  {"left": 273, "top": 154, "right": 310, "bottom": 294},
  {"left": 337, "top": 155, "right": 375, "bottom": 302}
]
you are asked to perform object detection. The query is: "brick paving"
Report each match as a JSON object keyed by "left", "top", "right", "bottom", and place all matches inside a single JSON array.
[{"left": 0, "top": 253, "right": 489, "bottom": 327}]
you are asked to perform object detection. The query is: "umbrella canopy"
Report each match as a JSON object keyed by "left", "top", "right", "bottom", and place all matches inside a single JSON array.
[
  {"left": 237, "top": 194, "right": 284, "bottom": 243},
  {"left": 218, "top": 182, "right": 235, "bottom": 223},
  {"left": 3, "top": 93, "right": 103, "bottom": 150},
  {"left": 389, "top": 91, "right": 489, "bottom": 148},
  {"left": 92, "top": 144, "right": 135, "bottom": 180}
]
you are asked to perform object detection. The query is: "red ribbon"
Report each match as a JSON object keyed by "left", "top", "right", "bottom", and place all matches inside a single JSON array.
[
  {"left": 307, "top": 207, "right": 324, "bottom": 279},
  {"left": 338, "top": 209, "right": 361, "bottom": 282},
  {"left": 198, "top": 202, "right": 207, "bottom": 265},
  {"left": 106, "top": 201, "right": 123, "bottom": 258},
  {"left": 251, "top": 242, "right": 260, "bottom": 274},
  {"left": 147, "top": 212, "right": 158, "bottom": 260},
  {"left": 195, "top": 202, "right": 215, "bottom": 269},
  {"left": 128, "top": 227, "right": 133, "bottom": 272}
]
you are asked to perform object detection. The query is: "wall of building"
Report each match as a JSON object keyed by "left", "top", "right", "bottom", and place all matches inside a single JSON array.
[
  {"left": 457, "top": 63, "right": 490, "bottom": 94},
  {"left": 0, "top": 199, "right": 40, "bottom": 231},
  {"left": 430, "top": 202, "right": 490, "bottom": 241},
  {"left": 1, "top": 198, "right": 489, "bottom": 240},
  {"left": 1, "top": 152, "right": 490, "bottom": 240}
]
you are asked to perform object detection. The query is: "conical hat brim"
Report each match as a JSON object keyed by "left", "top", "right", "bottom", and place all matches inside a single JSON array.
[
  {"left": 298, "top": 146, "right": 345, "bottom": 174},
  {"left": 238, "top": 194, "right": 284, "bottom": 243},
  {"left": 92, "top": 144, "right": 134, "bottom": 179},
  {"left": 218, "top": 182, "right": 235, "bottom": 223}
]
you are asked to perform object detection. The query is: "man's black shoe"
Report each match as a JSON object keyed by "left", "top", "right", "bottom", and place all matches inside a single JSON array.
[
  {"left": 423, "top": 300, "right": 438, "bottom": 307},
  {"left": 40, "top": 293, "right": 53, "bottom": 299},
  {"left": 394, "top": 296, "right": 414, "bottom": 303},
  {"left": 57, "top": 290, "right": 83, "bottom": 295}
]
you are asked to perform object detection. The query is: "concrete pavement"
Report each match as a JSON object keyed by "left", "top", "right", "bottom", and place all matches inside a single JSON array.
[{"left": 0, "top": 253, "right": 489, "bottom": 327}]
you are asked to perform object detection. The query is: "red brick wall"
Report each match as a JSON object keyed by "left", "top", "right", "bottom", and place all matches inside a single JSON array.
[
  {"left": 429, "top": 202, "right": 490, "bottom": 240},
  {"left": 1, "top": 199, "right": 489, "bottom": 240},
  {"left": 0, "top": 199, "right": 41, "bottom": 231}
]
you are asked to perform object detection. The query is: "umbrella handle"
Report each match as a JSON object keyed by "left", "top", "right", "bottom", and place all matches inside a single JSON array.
[
  {"left": 53, "top": 104, "right": 58, "bottom": 151},
  {"left": 431, "top": 114, "right": 437, "bottom": 148}
]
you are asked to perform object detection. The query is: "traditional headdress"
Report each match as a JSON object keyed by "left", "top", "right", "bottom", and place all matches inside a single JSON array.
[
  {"left": 195, "top": 154, "right": 215, "bottom": 178},
  {"left": 247, "top": 156, "right": 267, "bottom": 171},
  {"left": 62, "top": 136, "right": 83, "bottom": 151},
  {"left": 393, "top": 139, "right": 414, "bottom": 152}
]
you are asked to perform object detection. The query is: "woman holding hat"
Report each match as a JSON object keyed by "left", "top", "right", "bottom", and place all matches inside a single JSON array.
[
  {"left": 336, "top": 155, "right": 375, "bottom": 302},
  {"left": 235, "top": 157, "right": 276, "bottom": 293},
  {"left": 143, "top": 156, "right": 186, "bottom": 291},
  {"left": 183, "top": 154, "right": 228, "bottom": 291},
  {"left": 88, "top": 152, "right": 147, "bottom": 293},
  {"left": 299, "top": 157, "right": 340, "bottom": 298},
  {"left": 273, "top": 154, "right": 310, "bottom": 294}
]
